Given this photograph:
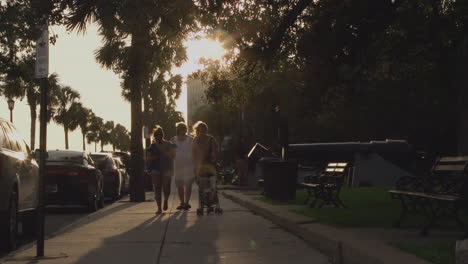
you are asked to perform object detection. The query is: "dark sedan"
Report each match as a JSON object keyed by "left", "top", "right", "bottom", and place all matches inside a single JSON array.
[
  {"left": 0, "top": 118, "right": 38, "bottom": 251},
  {"left": 45, "top": 150, "right": 104, "bottom": 212},
  {"left": 90, "top": 153, "right": 123, "bottom": 200}
]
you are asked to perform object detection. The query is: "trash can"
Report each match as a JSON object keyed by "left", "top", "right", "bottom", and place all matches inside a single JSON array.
[{"left": 259, "top": 157, "right": 298, "bottom": 201}]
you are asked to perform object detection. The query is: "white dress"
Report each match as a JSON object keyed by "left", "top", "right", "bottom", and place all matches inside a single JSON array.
[{"left": 173, "top": 135, "right": 194, "bottom": 185}]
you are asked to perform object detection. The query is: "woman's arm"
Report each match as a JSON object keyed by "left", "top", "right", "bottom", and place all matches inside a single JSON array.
[{"left": 168, "top": 144, "right": 177, "bottom": 159}]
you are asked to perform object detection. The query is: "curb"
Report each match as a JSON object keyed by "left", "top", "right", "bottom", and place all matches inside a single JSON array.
[
  {"left": 222, "top": 191, "right": 345, "bottom": 264},
  {"left": 0, "top": 196, "right": 131, "bottom": 263},
  {"left": 222, "top": 191, "right": 430, "bottom": 264}
]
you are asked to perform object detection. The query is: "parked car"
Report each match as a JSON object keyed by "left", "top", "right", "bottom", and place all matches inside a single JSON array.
[
  {"left": 114, "top": 157, "right": 130, "bottom": 195},
  {"left": 112, "top": 151, "right": 131, "bottom": 170},
  {"left": 90, "top": 153, "right": 123, "bottom": 199},
  {"left": 45, "top": 150, "right": 104, "bottom": 212},
  {"left": 0, "top": 118, "right": 39, "bottom": 251}
]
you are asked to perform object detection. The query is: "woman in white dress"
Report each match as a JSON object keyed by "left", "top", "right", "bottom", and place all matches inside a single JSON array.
[{"left": 172, "top": 122, "right": 195, "bottom": 210}]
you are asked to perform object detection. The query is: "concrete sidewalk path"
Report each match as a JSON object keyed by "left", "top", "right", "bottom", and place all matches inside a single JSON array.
[
  {"left": 1, "top": 187, "right": 329, "bottom": 264},
  {"left": 222, "top": 190, "right": 454, "bottom": 264}
]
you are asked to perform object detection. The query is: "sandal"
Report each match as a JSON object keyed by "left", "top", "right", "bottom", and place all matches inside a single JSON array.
[
  {"left": 155, "top": 210, "right": 162, "bottom": 215},
  {"left": 183, "top": 204, "right": 191, "bottom": 210},
  {"left": 163, "top": 201, "right": 168, "bottom": 211},
  {"left": 176, "top": 204, "right": 184, "bottom": 210}
]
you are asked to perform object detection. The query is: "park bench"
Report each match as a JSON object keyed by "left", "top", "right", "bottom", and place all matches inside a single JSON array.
[
  {"left": 389, "top": 156, "right": 468, "bottom": 236},
  {"left": 300, "top": 162, "right": 348, "bottom": 208}
]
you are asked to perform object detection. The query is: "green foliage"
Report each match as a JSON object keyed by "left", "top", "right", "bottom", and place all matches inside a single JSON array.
[
  {"left": 389, "top": 240, "right": 456, "bottom": 264},
  {"left": 195, "top": 0, "right": 468, "bottom": 154}
]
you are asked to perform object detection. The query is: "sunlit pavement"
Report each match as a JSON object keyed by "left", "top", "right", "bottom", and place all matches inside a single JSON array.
[
  {"left": 0, "top": 200, "right": 117, "bottom": 258},
  {"left": 2, "top": 188, "right": 329, "bottom": 264}
]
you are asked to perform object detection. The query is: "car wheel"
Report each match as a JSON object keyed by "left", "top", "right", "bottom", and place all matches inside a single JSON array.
[
  {"left": 98, "top": 187, "right": 104, "bottom": 209},
  {"left": 22, "top": 210, "right": 37, "bottom": 237},
  {"left": 88, "top": 194, "right": 98, "bottom": 212},
  {"left": 0, "top": 188, "right": 18, "bottom": 251}
]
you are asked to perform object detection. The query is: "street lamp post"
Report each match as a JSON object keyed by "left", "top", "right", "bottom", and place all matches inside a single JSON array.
[{"left": 7, "top": 98, "right": 15, "bottom": 123}]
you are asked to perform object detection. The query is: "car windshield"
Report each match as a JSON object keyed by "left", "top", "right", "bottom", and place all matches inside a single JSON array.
[{"left": 47, "top": 152, "right": 85, "bottom": 163}]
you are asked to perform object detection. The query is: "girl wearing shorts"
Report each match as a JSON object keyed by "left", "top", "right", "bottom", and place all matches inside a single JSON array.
[{"left": 146, "top": 126, "right": 177, "bottom": 214}]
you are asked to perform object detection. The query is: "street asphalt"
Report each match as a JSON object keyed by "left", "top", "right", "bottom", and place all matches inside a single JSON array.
[{"left": 1, "top": 188, "right": 330, "bottom": 264}]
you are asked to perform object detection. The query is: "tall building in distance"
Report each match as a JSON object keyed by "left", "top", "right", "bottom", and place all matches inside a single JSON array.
[{"left": 186, "top": 77, "right": 208, "bottom": 128}]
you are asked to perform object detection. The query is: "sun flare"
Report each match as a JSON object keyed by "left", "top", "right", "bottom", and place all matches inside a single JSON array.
[{"left": 186, "top": 38, "right": 226, "bottom": 62}]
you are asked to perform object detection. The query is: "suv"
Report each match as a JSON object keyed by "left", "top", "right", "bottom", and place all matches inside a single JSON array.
[{"left": 0, "top": 118, "right": 39, "bottom": 251}]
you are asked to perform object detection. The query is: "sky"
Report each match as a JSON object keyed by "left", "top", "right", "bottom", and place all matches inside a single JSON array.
[{"left": 0, "top": 23, "right": 226, "bottom": 151}]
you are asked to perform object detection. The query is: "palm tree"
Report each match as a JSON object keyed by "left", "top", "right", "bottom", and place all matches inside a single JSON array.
[
  {"left": 53, "top": 85, "right": 80, "bottom": 149},
  {"left": 67, "top": 0, "right": 197, "bottom": 202},
  {"left": 112, "top": 123, "right": 129, "bottom": 151},
  {"left": 87, "top": 115, "right": 103, "bottom": 152},
  {"left": 100, "top": 121, "right": 114, "bottom": 151},
  {"left": 70, "top": 102, "right": 92, "bottom": 151},
  {"left": 2, "top": 55, "right": 61, "bottom": 150}
]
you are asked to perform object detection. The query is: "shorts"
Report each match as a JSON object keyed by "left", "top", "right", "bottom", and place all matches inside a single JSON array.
[{"left": 150, "top": 170, "right": 173, "bottom": 183}]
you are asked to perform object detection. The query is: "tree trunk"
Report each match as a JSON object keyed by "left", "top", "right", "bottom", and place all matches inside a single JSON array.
[
  {"left": 29, "top": 104, "right": 37, "bottom": 150},
  {"left": 101, "top": 141, "right": 104, "bottom": 151},
  {"left": 64, "top": 127, "right": 69, "bottom": 150},
  {"left": 128, "top": 24, "right": 148, "bottom": 202},
  {"left": 457, "top": 35, "right": 468, "bottom": 155},
  {"left": 94, "top": 142, "right": 97, "bottom": 152},
  {"left": 82, "top": 133, "right": 86, "bottom": 151}
]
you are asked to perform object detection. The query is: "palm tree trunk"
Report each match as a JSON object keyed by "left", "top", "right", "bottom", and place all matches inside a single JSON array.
[
  {"left": 64, "top": 127, "right": 69, "bottom": 149},
  {"left": 29, "top": 104, "right": 37, "bottom": 150},
  {"left": 100, "top": 141, "right": 104, "bottom": 151},
  {"left": 112, "top": 144, "right": 116, "bottom": 151},
  {"left": 94, "top": 142, "right": 97, "bottom": 152},
  {"left": 82, "top": 133, "right": 86, "bottom": 151},
  {"left": 128, "top": 24, "right": 148, "bottom": 202}
]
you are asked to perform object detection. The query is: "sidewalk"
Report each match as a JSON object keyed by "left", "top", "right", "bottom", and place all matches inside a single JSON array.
[
  {"left": 222, "top": 190, "right": 460, "bottom": 264},
  {"left": 0, "top": 189, "right": 329, "bottom": 264}
]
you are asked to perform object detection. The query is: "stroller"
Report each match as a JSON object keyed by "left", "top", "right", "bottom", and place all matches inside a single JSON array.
[{"left": 196, "top": 164, "right": 223, "bottom": 215}]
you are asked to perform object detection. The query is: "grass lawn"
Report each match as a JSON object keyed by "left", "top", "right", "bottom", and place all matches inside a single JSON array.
[
  {"left": 292, "top": 187, "right": 412, "bottom": 228},
  {"left": 247, "top": 187, "right": 464, "bottom": 263},
  {"left": 389, "top": 240, "right": 456, "bottom": 264},
  {"left": 254, "top": 187, "right": 467, "bottom": 228}
]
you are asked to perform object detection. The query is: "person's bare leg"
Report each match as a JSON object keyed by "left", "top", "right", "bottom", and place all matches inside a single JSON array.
[
  {"left": 184, "top": 180, "right": 194, "bottom": 206},
  {"left": 162, "top": 173, "right": 172, "bottom": 211},
  {"left": 177, "top": 185, "right": 185, "bottom": 206},
  {"left": 152, "top": 172, "right": 162, "bottom": 214}
]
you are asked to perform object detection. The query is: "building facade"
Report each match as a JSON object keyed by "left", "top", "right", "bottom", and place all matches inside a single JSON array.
[{"left": 186, "top": 77, "right": 208, "bottom": 128}]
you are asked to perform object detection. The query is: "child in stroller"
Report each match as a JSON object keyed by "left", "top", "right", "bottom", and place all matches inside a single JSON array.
[{"left": 196, "top": 163, "right": 223, "bottom": 215}]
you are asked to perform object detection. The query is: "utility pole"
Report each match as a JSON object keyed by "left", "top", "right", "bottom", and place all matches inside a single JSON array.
[{"left": 34, "top": 22, "right": 49, "bottom": 257}]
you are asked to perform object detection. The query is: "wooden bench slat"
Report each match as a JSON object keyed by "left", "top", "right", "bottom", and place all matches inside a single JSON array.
[
  {"left": 433, "top": 165, "right": 467, "bottom": 171},
  {"left": 439, "top": 156, "right": 468, "bottom": 162}
]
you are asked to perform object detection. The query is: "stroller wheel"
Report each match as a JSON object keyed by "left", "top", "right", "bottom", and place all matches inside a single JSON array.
[
  {"left": 197, "top": 208, "right": 203, "bottom": 216},
  {"left": 215, "top": 208, "right": 223, "bottom": 215}
]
